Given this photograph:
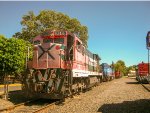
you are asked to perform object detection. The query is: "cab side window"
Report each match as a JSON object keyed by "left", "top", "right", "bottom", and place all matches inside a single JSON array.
[
  {"left": 76, "top": 40, "right": 81, "bottom": 52},
  {"left": 76, "top": 40, "right": 84, "bottom": 55}
]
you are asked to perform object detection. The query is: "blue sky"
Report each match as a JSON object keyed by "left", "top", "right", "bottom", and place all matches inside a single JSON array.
[{"left": 0, "top": 1, "right": 150, "bottom": 66}]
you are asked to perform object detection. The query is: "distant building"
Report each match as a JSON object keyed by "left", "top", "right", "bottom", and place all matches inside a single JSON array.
[{"left": 128, "top": 70, "right": 136, "bottom": 77}]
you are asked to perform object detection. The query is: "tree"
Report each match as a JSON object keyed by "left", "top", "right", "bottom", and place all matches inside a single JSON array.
[
  {"left": 0, "top": 36, "right": 29, "bottom": 76},
  {"left": 13, "top": 10, "right": 89, "bottom": 47},
  {"left": 114, "top": 60, "right": 127, "bottom": 76},
  {"left": 0, "top": 35, "right": 29, "bottom": 99},
  {"left": 0, "top": 35, "right": 7, "bottom": 74}
]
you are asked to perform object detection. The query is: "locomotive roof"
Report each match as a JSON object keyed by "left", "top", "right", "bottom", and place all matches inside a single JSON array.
[
  {"left": 33, "top": 30, "right": 78, "bottom": 42},
  {"left": 94, "top": 54, "right": 101, "bottom": 60}
]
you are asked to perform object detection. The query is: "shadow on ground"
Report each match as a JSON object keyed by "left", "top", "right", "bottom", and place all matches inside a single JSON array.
[
  {"left": 126, "top": 82, "right": 139, "bottom": 84},
  {"left": 97, "top": 99, "right": 150, "bottom": 113},
  {"left": 0, "top": 90, "right": 29, "bottom": 104},
  {"left": 9, "top": 90, "right": 29, "bottom": 104},
  {"left": 0, "top": 91, "right": 59, "bottom": 106}
]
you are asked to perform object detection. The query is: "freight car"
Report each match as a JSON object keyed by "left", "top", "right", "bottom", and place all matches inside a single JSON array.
[
  {"left": 101, "top": 63, "right": 115, "bottom": 81},
  {"left": 136, "top": 62, "right": 150, "bottom": 83},
  {"left": 22, "top": 30, "right": 102, "bottom": 100}
]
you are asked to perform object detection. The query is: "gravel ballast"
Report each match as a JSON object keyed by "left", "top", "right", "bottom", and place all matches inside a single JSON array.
[{"left": 49, "top": 77, "right": 150, "bottom": 113}]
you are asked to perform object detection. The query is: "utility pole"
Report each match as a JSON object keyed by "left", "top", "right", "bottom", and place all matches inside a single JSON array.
[
  {"left": 26, "top": 46, "right": 30, "bottom": 69},
  {"left": 148, "top": 49, "right": 150, "bottom": 76}
]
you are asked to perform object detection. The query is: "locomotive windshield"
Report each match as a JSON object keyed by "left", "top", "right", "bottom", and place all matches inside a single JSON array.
[
  {"left": 43, "top": 38, "right": 64, "bottom": 44},
  {"left": 34, "top": 40, "right": 40, "bottom": 45},
  {"left": 43, "top": 38, "right": 53, "bottom": 43},
  {"left": 54, "top": 38, "right": 64, "bottom": 44}
]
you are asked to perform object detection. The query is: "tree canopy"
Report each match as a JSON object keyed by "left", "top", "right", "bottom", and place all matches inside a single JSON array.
[
  {"left": 13, "top": 10, "right": 88, "bottom": 46},
  {"left": 114, "top": 60, "right": 127, "bottom": 76},
  {"left": 0, "top": 35, "right": 29, "bottom": 75}
]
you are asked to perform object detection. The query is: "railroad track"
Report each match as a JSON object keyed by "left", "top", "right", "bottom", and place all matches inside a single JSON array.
[
  {"left": 0, "top": 99, "right": 56, "bottom": 113},
  {"left": 141, "top": 83, "right": 150, "bottom": 92},
  {"left": 0, "top": 99, "right": 37, "bottom": 112},
  {"left": 32, "top": 102, "right": 56, "bottom": 113},
  {"left": 0, "top": 83, "right": 100, "bottom": 113}
]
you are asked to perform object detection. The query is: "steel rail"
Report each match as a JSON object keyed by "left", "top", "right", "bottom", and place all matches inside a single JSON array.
[
  {"left": 0, "top": 99, "right": 38, "bottom": 112},
  {"left": 141, "top": 83, "right": 150, "bottom": 92},
  {"left": 32, "top": 102, "right": 56, "bottom": 113}
]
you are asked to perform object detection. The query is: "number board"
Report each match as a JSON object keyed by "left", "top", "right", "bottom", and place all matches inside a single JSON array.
[{"left": 42, "top": 31, "right": 67, "bottom": 38}]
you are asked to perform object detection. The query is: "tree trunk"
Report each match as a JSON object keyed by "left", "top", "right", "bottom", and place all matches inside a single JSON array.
[{"left": 4, "top": 73, "right": 8, "bottom": 100}]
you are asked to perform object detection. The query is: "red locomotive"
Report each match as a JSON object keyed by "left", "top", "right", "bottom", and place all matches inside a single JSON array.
[
  {"left": 136, "top": 62, "right": 150, "bottom": 83},
  {"left": 22, "top": 30, "right": 102, "bottom": 100}
]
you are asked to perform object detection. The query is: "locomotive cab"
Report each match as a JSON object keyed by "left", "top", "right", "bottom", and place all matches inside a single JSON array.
[{"left": 31, "top": 30, "right": 75, "bottom": 69}]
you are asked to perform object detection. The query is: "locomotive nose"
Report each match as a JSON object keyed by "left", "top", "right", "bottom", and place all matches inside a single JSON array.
[{"left": 32, "top": 43, "right": 65, "bottom": 69}]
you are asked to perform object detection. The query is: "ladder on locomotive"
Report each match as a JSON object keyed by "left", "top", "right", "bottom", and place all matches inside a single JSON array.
[{"left": 64, "top": 70, "right": 72, "bottom": 96}]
